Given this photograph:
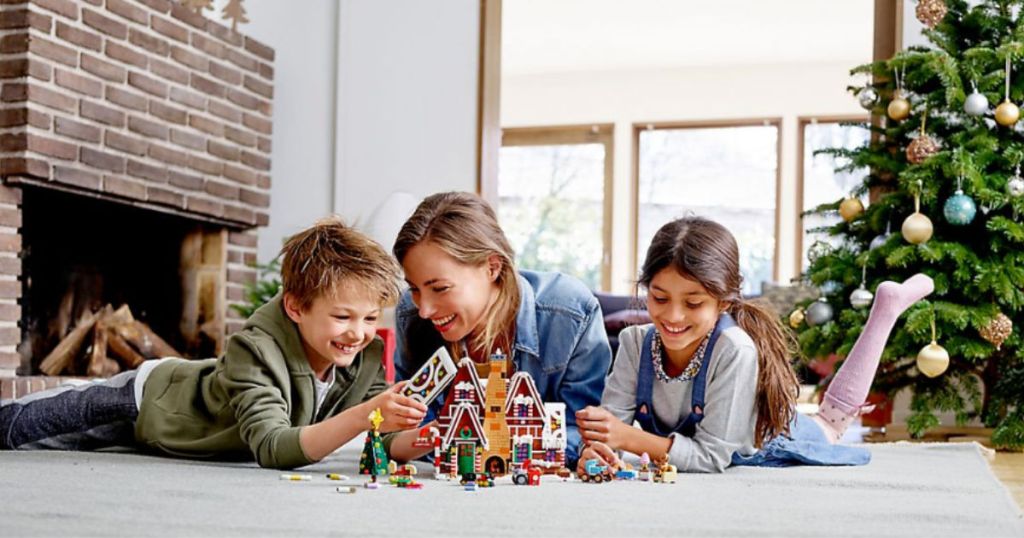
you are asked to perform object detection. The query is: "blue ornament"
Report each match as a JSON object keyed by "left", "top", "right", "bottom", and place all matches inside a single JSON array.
[{"left": 943, "top": 189, "right": 976, "bottom": 225}]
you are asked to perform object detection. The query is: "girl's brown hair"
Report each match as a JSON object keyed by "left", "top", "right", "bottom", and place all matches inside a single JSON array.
[
  {"left": 638, "top": 216, "right": 798, "bottom": 447},
  {"left": 280, "top": 216, "right": 401, "bottom": 310},
  {"left": 393, "top": 192, "right": 519, "bottom": 358}
]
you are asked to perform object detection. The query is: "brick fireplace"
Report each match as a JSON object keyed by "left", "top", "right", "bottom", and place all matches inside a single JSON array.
[{"left": 0, "top": 0, "right": 274, "bottom": 396}]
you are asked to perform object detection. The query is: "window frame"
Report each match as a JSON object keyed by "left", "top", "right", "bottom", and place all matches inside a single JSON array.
[
  {"left": 794, "top": 115, "right": 870, "bottom": 276},
  {"left": 499, "top": 124, "right": 615, "bottom": 290},
  {"left": 630, "top": 118, "right": 784, "bottom": 287}
]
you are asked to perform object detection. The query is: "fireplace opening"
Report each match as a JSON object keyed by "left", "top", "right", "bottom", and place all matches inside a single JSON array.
[{"left": 19, "top": 187, "right": 227, "bottom": 376}]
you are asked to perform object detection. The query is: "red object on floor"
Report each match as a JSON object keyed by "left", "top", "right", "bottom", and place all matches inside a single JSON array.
[
  {"left": 376, "top": 328, "right": 396, "bottom": 383},
  {"left": 860, "top": 391, "right": 893, "bottom": 428}
]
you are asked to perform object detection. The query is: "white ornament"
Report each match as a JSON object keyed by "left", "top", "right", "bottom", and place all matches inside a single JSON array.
[
  {"left": 964, "top": 89, "right": 989, "bottom": 117},
  {"left": 850, "top": 286, "right": 874, "bottom": 309},
  {"left": 1009, "top": 175, "right": 1024, "bottom": 197}
]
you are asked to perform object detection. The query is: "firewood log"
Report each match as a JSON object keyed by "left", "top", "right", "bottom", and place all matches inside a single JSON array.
[{"left": 38, "top": 310, "right": 98, "bottom": 376}]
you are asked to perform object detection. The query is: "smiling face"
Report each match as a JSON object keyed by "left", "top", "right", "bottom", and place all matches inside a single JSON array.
[
  {"left": 400, "top": 240, "right": 500, "bottom": 344},
  {"left": 284, "top": 284, "right": 381, "bottom": 378},
  {"left": 646, "top": 267, "right": 725, "bottom": 365}
]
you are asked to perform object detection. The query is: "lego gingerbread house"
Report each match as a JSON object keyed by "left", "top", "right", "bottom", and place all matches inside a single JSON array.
[{"left": 427, "top": 350, "right": 567, "bottom": 478}]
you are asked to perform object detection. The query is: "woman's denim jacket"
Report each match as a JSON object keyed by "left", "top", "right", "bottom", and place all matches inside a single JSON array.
[{"left": 395, "top": 269, "right": 612, "bottom": 468}]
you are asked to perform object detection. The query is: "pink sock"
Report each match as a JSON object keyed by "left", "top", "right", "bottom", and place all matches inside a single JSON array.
[{"left": 814, "top": 273, "right": 934, "bottom": 443}]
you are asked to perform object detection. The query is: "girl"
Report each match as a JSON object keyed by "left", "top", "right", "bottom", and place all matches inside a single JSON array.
[
  {"left": 390, "top": 191, "right": 612, "bottom": 468},
  {"left": 576, "top": 216, "right": 933, "bottom": 472}
]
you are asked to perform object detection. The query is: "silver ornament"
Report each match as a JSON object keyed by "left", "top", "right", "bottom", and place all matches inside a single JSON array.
[
  {"left": 821, "top": 280, "right": 841, "bottom": 295},
  {"left": 850, "top": 285, "right": 874, "bottom": 309},
  {"left": 858, "top": 88, "right": 878, "bottom": 110},
  {"left": 1009, "top": 175, "right": 1024, "bottom": 197},
  {"left": 805, "top": 299, "right": 834, "bottom": 327},
  {"left": 964, "top": 90, "right": 989, "bottom": 117},
  {"left": 807, "top": 240, "right": 833, "bottom": 264},
  {"left": 869, "top": 233, "right": 890, "bottom": 250}
]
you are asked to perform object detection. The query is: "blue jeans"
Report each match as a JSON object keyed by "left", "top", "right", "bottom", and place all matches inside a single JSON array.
[{"left": 0, "top": 369, "right": 138, "bottom": 450}]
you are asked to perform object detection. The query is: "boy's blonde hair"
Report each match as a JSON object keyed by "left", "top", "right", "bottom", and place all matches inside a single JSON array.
[{"left": 280, "top": 216, "right": 401, "bottom": 310}]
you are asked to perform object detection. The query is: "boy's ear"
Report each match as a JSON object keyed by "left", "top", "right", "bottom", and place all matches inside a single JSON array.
[
  {"left": 486, "top": 254, "right": 502, "bottom": 282},
  {"left": 282, "top": 292, "right": 304, "bottom": 324}
]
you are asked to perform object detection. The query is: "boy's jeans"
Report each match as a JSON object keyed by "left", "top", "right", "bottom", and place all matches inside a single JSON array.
[{"left": 0, "top": 369, "right": 138, "bottom": 450}]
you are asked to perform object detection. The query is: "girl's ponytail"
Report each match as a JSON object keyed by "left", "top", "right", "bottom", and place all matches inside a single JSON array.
[{"left": 730, "top": 298, "right": 799, "bottom": 447}]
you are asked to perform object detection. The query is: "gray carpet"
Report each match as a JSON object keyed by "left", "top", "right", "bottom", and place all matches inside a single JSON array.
[{"left": 0, "top": 441, "right": 1021, "bottom": 537}]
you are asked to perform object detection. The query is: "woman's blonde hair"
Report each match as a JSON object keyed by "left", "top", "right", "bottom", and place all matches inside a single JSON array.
[
  {"left": 393, "top": 192, "right": 519, "bottom": 357},
  {"left": 638, "top": 216, "right": 799, "bottom": 447}
]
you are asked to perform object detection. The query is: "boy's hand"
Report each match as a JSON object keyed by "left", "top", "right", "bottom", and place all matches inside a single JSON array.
[
  {"left": 576, "top": 406, "right": 630, "bottom": 451},
  {"left": 576, "top": 441, "right": 621, "bottom": 475},
  {"left": 366, "top": 382, "right": 428, "bottom": 433}
]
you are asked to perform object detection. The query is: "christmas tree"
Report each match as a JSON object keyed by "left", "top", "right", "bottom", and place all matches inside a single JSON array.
[
  {"left": 359, "top": 408, "right": 389, "bottom": 480},
  {"left": 796, "top": 0, "right": 1022, "bottom": 450}
]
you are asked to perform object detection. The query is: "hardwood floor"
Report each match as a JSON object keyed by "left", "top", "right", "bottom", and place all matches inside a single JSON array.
[{"left": 991, "top": 451, "right": 1024, "bottom": 510}]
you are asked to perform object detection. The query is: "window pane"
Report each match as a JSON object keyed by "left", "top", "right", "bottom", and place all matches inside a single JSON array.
[
  {"left": 637, "top": 126, "right": 778, "bottom": 295},
  {"left": 801, "top": 121, "right": 870, "bottom": 270},
  {"left": 498, "top": 143, "right": 605, "bottom": 289}
]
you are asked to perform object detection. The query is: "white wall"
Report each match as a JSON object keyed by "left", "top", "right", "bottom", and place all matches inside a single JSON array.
[
  {"left": 502, "top": 62, "right": 865, "bottom": 293},
  {"left": 235, "top": 0, "right": 339, "bottom": 263},
  {"left": 334, "top": 0, "right": 480, "bottom": 234},
  {"left": 235, "top": 0, "right": 481, "bottom": 263}
]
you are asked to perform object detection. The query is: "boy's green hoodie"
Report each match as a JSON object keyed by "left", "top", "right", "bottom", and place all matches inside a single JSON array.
[{"left": 134, "top": 293, "right": 388, "bottom": 469}]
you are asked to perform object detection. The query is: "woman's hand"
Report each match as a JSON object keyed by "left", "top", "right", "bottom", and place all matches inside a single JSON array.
[{"left": 576, "top": 405, "right": 632, "bottom": 451}]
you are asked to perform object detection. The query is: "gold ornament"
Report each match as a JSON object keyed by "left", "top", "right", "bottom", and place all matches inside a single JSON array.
[
  {"left": 979, "top": 312, "right": 1013, "bottom": 350},
  {"left": 995, "top": 100, "right": 1020, "bottom": 126},
  {"left": 906, "top": 135, "right": 940, "bottom": 164},
  {"left": 839, "top": 197, "right": 864, "bottom": 222},
  {"left": 788, "top": 308, "right": 805, "bottom": 329},
  {"left": 902, "top": 180, "right": 933, "bottom": 244},
  {"left": 902, "top": 212, "right": 933, "bottom": 244},
  {"left": 917, "top": 342, "right": 950, "bottom": 377},
  {"left": 888, "top": 95, "right": 911, "bottom": 121},
  {"left": 915, "top": 0, "right": 948, "bottom": 28},
  {"left": 917, "top": 315, "right": 949, "bottom": 378}
]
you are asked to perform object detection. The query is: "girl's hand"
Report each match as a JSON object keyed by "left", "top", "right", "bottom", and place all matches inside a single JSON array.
[
  {"left": 366, "top": 383, "right": 428, "bottom": 433},
  {"left": 576, "top": 406, "right": 631, "bottom": 451},
  {"left": 576, "top": 441, "right": 621, "bottom": 475}
]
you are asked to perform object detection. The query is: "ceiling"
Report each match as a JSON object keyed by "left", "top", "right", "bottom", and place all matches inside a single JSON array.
[{"left": 502, "top": 0, "right": 875, "bottom": 76}]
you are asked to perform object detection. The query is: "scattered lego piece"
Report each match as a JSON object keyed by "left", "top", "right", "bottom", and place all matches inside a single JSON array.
[
  {"left": 511, "top": 460, "right": 542, "bottom": 485},
  {"left": 279, "top": 474, "right": 312, "bottom": 481},
  {"left": 336, "top": 486, "right": 357, "bottom": 494},
  {"left": 579, "top": 459, "right": 613, "bottom": 484},
  {"left": 364, "top": 482, "right": 379, "bottom": 490},
  {"left": 614, "top": 468, "right": 638, "bottom": 480},
  {"left": 651, "top": 455, "right": 678, "bottom": 484},
  {"left": 325, "top": 473, "right": 350, "bottom": 481}
]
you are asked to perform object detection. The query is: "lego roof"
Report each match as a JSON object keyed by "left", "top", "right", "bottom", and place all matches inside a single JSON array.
[
  {"left": 439, "top": 357, "right": 486, "bottom": 410},
  {"left": 504, "top": 371, "right": 547, "bottom": 420},
  {"left": 443, "top": 402, "right": 490, "bottom": 450}
]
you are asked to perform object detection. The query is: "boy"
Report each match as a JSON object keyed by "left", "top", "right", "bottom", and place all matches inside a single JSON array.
[{"left": 0, "top": 217, "right": 427, "bottom": 469}]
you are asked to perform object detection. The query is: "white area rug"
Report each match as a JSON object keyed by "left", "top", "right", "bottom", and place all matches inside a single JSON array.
[{"left": 0, "top": 442, "right": 1020, "bottom": 537}]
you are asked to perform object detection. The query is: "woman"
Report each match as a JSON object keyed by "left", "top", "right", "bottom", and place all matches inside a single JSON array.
[{"left": 391, "top": 191, "right": 612, "bottom": 468}]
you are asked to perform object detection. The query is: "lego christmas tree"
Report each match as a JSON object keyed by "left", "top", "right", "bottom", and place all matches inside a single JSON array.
[{"left": 359, "top": 408, "right": 389, "bottom": 480}]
